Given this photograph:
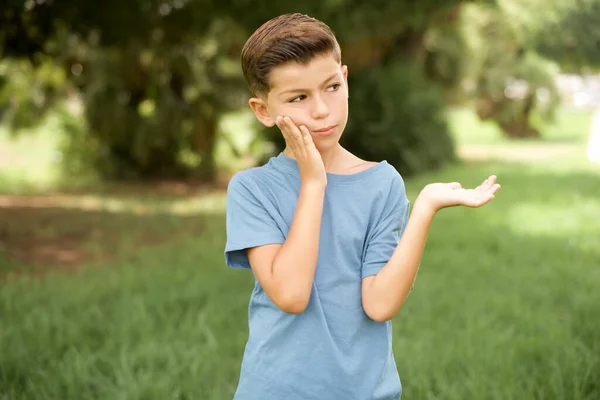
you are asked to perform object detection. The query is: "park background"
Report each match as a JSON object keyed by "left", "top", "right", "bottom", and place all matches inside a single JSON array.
[{"left": 1, "top": 1, "right": 599, "bottom": 399}]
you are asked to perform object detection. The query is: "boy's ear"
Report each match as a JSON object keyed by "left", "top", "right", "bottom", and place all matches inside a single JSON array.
[
  {"left": 342, "top": 65, "right": 349, "bottom": 97},
  {"left": 248, "top": 97, "right": 275, "bottom": 127}
]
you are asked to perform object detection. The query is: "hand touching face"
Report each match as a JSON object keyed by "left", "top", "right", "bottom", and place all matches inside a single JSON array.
[{"left": 249, "top": 54, "right": 349, "bottom": 152}]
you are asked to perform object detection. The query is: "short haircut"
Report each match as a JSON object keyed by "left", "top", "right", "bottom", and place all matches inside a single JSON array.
[{"left": 241, "top": 13, "right": 342, "bottom": 98}]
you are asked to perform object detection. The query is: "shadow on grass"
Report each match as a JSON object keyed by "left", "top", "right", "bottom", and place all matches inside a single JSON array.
[{"left": 0, "top": 190, "right": 223, "bottom": 279}]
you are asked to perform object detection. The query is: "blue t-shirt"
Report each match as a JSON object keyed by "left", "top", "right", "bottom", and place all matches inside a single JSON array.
[{"left": 224, "top": 152, "right": 410, "bottom": 400}]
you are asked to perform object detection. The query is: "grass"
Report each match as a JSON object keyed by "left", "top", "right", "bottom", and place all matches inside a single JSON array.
[
  {"left": 1, "top": 107, "right": 599, "bottom": 399},
  {"left": 398, "top": 158, "right": 600, "bottom": 399},
  {"left": 448, "top": 106, "right": 594, "bottom": 146}
]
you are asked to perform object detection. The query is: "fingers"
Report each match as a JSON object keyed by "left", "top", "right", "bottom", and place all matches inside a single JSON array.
[
  {"left": 481, "top": 175, "right": 500, "bottom": 196},
  {"left": 477, "top": 175, "right": 497, "bottom": 192},
  {"left": 451, "top": 175, "right": 500, "bottom": 208},
  {"left": 474, "top": 176, "right": 499, "bottom": 194},
  {"left": 278, "top": 116, "right": 302, "bottom": 141},
  {"left": 299, "top": 125, "right": 315, "bottom": 148},
  {"left": 276, "top": 116, "right": 305, "bottom": 156},
  {"left": 276, "top": 116, "right": 319, "bottom": 160}
]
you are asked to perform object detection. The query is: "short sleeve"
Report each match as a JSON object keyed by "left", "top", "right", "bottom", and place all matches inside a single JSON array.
[
  {"left": 361, "top": 176, "right": 410, "bottom": 279},
  {"left": 224, "top": 172, "right": 286, "bottom": 270}
]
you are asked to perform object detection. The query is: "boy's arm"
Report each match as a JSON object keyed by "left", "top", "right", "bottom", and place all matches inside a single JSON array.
[
  {"left": 247, "top": 116, "right": 327, "bottom": 314},
  {"left": 247, "top": 182, "right": 325, "bottom": 314},
  {"left": 362, "top": 177, "right": 501, "bottom": 323}
]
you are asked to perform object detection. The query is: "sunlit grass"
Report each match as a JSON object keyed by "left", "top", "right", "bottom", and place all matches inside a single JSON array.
[{"left": 448, "top": 106, "right": 594, "bottom": 145}]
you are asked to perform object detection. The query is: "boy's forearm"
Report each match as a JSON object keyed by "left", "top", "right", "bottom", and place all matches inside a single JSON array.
[
  {"left": 272, "top": 182, "right": 325, "bottom": 309},
  {"left": 363, "top": 200, "right": 437, "bottom": 322}
]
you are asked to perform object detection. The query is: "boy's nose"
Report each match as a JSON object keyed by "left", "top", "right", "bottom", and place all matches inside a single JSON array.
[{"left": 311, "top": 96, "right": 330, "bottom": 120}]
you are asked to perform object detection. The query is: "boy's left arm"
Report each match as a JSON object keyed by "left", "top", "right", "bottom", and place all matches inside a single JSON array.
[{"left": 361, "top": 176, "right": 501, "bottom": 323}]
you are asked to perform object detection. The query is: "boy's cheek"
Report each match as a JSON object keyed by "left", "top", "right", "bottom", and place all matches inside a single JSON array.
[{"left": 274, "top": 108, "right": 308, "bottom": 129}]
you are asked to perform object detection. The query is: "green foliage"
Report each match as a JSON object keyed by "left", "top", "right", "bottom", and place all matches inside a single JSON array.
[
  {"left": 457, "top": 3, "right": 561, "bottom": 138},
  {"left": 4, "top": 0, "right": 588, "bottom": 181},
  {"left": 522, "top": 0, "right": 600, "bottom": 71},
  {"left": 55, "top": 106, "right": 101, "bottom": 185},
  {"left": 424, "top": 16, "right": 472, "bottom": 99},
  {"left": 0, "top": 58, "right": 67, "bottom": 131},
  {"left": 1, "top": 3, "right": 249, "bottom": 181},
  {"left": 53, "top": 18, "right": 248, "bottom": 181},
  {"left": 342, "top": 62, "right": 455, "bottom": 176}
]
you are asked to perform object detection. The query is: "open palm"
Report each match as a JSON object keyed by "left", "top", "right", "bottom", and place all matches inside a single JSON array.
[{"left": 420, "top": 175, "right": 501, "bottom": 210}]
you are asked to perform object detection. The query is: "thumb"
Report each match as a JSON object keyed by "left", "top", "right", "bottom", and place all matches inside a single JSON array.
[{"left": 448, "top": 182, "right": 462, "bottom": 189}]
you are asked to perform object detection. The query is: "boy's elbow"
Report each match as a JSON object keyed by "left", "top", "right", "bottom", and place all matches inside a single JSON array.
[
  {"left": 362, "top": 299, "right": 393, "bottom": 323},
  {"left": 281, "top": 301, "right": 308, "bottom": 314},
  {"left": 365, "top": 308, "right": 392, "bottom": 323},
  {"left": 276, "top": 292, "right": 309, "bottom": 314},
  {"left": 264, "top": 276, "right": 310, "bottom": 314}
]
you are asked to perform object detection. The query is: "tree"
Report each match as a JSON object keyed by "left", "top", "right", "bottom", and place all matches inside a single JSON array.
[
  {"left": 527, "top": 0, "right": 600, "bottom": 71},
  {"left": 421, "top": 1, "right": 561, "bottom": 138},
  {"left": 1, "top": 0, "right": 246, "bottom": 181},
  {"left": 1, "top": 0, "right": 488, "bottom": 181}
]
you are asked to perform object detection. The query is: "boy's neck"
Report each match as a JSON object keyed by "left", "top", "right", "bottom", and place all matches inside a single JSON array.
[
  {"left": 320, "top": 144, "right": 344, "bottom": 171},
  {"left": 283, "top": 144, "right": 344, "bottom": 172}
]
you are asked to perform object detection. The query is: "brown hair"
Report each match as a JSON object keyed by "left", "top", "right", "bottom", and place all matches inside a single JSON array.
[{"left": 241, "top": 13, "right": 342, "bottom": 97}]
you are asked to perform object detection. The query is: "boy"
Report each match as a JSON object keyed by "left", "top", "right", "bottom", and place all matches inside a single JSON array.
[{"left": 224, "top": 13, "right": 500, "bottom": 400}]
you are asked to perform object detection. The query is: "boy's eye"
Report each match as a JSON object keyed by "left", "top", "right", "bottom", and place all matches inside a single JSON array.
[{"left": 288, "top": 84, "right": 340, "bottom": 103}]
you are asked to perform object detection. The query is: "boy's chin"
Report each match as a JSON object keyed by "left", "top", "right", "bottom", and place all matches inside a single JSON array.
[{"left": 313, "top": 135, "right": 342, "bottom": 152}]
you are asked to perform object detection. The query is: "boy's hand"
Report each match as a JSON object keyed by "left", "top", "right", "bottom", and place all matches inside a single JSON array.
[
  {"left": 416, "top": 175, "right": 501, "bottom": 212},
  {"left": 276, "top": 116, "right": 327, "bottom": 187}
]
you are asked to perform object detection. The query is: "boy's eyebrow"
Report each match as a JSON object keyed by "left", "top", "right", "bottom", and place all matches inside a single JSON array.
[{"left": 279, "top": 72, "right": 339, "bottom": 96}]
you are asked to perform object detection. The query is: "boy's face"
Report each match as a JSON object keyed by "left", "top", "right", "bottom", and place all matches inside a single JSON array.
[{"left": 249, "top": 54, "right": 349, "bottom": 152}]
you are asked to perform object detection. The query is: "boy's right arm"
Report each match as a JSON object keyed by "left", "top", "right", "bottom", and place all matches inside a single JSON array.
[
  {"left": 248, "top": 116, "right": 327, "bottom": 314},
  {"left": 248, "top": 182, "right": 325, "bottom": 314}
]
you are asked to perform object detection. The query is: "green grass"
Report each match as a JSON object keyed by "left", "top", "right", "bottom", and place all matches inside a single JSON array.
[
  {"left": 1, "top": 107, "right": 599, "bottom": 399},
  {"left": 1, "top": 158, "right": 599, "bottom": 399},
  {"left": 448, "top": 106, "right": 594, "bottom": 146},
  {"left": 398, "top": 159, "right": 600, "bottom": 399}
]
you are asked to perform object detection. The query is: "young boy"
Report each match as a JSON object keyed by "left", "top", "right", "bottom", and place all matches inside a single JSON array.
[{"left": 224, "top": 13, "right": 501, "bottom": 399}]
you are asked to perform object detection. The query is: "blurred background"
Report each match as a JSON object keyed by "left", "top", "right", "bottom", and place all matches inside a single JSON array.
[{"left": 0, "top": 0, "right": 599, "bottom": 399}]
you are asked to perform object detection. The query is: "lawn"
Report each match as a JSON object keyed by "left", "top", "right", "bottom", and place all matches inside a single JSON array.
[{"left": 0, "top": 108, "right": 599, "bottom": 399}]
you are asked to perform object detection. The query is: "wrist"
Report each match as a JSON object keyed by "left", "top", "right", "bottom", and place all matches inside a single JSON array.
[
  {"left": 301, "top": 179, "right": 327, "bottom": 192},
  {"left": 412, "top": 196, "right": 438, "bottom": 219}
]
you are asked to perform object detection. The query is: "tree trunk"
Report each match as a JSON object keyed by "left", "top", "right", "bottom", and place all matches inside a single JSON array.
[
  {"left": 192, "top": 113, "right": 218, "bottom": 183},
  {"left": 501, "top": 93, "right": 540, "bottom": 138},
  {"left": 393, "top": 29, "right": 427, "bottom": 61}
]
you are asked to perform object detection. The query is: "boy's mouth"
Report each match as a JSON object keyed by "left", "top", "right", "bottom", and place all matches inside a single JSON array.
[{"left": 312, "top": 125, "right": 337, "bottom": 136}]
